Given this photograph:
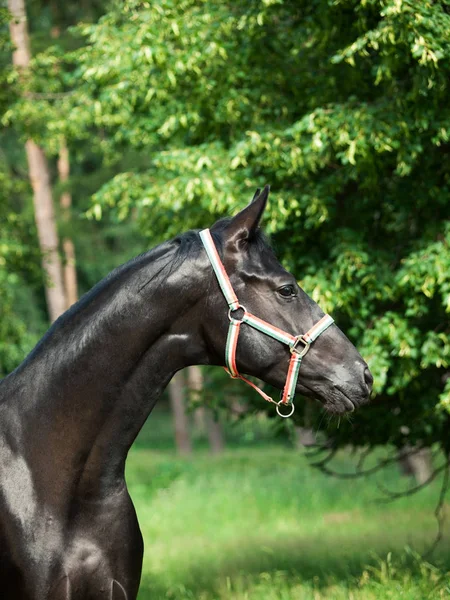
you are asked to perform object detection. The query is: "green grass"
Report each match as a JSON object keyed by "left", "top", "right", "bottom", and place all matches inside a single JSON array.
[{"left": 126, "top": 410, "right": 450, "bottom": 599}]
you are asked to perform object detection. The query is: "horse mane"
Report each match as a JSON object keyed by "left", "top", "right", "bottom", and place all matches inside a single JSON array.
[
  {"left": 2, "top": 222, "right": 273, "bottom": 382},
  {"left": 6, "top": 231, "right": 200, "bottom": 377}
]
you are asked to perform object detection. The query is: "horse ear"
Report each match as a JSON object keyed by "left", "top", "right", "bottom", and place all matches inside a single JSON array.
[
  {"left": 251, "top": 188, "right": 261, "bottom": 202},
  {"left": 223, "top": 185, "right": 270, "bottom": 246}
]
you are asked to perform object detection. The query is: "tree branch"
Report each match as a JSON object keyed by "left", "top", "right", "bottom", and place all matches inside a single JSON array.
[
  {"left": 423, "top": 459, "right": 449, "bottom": 558},
  {"left": 311, "top": 446, "right": 429, "bottom": 479},
  {"left": 376, "top": 463, "right": 446, "bottom": 502}
]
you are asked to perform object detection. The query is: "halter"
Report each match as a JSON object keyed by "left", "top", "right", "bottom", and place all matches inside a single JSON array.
[{"left": 199, "top": 228, "right": 334, "bottom": 418}]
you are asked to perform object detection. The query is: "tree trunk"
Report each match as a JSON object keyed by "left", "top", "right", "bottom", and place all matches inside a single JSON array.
[
  {"left": 187, "top": 366, "right": 225, "bottom": 453},
  {"left": 204, "top": 410, "right": 225, "bottom": 454},
  {"left": 58, "top": 139, "right": 78, "bottom": 309},
  {"left": 8, "top": 0, "right": 67, "bottom": 322},
  {"left": 169, "top": 372, "right": 192, "bottom": 456},
  {"left": 49, "top": 0, "right": 61, "bottom": 39},
  {"left": 294, "top": 426, "right": 316, "bottom": 448},
  {"left": 294, "top": 400, "right": 316, "bottom": 448},
  {"left": 25, "top": 143, "right": 66, "bottom": 322},
  {"left": 398, "top": 446, "right": 433, "bottom": 484},
  {"left": 188, "top": 366, "right": 206, "bottom": 434}
]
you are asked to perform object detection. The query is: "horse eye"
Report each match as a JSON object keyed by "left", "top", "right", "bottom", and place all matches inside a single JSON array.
[{"left": 278, "top": 285, "right": 296, "bottom": 298}]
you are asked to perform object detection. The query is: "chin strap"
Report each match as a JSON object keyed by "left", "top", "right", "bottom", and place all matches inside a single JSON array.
[{"left": 199, "top": 228, "right": 334, "bottom": 417}]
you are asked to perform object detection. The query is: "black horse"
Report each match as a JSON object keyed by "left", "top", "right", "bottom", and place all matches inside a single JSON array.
[{"left": 0, "top": 187, "right": 372, "bottom": 599}]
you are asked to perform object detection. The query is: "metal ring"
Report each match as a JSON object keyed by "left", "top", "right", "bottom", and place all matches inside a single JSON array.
[
  {"left": 228, "top": 304, "right": 247, "bottom": 323},
  {"left": 276, "top": 402, "right": 295, "bottom": 418}
]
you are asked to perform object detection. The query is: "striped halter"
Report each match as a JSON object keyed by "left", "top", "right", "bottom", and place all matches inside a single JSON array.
[{"left": 199, "top": 228, "right": 334, "bottom": 418}]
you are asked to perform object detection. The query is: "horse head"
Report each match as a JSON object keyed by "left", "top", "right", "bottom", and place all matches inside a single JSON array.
[{"left": 201, "top": 185, "right": 372, "bottom": 415}]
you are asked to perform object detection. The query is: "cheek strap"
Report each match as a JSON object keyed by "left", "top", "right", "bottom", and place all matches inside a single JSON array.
[{"left": 199, "top": 229, "right": 334, "bottom": 417}]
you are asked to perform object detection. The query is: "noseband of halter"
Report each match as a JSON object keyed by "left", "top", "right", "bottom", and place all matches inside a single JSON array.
[{"left": 199, "top": 229, "right": 334, "bottom": 418}]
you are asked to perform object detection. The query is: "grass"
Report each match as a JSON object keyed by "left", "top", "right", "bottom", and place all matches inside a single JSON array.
[{"left": 126, "top": 409, "right": 450, "bottom": 599}]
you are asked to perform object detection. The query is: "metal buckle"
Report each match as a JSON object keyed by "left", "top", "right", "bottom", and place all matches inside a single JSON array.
[
  {"left": 290, "top": 335, "right": 311, "bottom": 357},
  {"left": 228, "top": 304, "right": 247, "bottom": 323}
]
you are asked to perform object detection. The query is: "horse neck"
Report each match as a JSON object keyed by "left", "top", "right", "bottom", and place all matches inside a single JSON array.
[{"left": 4, "top": 240, "right": 209, "bottom": 502}]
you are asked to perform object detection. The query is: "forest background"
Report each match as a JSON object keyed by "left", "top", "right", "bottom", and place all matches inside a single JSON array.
[{"left": 2, "top": 1, "right": 450, "bottom": 597}]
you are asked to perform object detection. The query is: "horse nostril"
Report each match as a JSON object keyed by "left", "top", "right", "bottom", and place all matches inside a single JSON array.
[{"left": 364, "top": 367, "right": 373, "bottom": 394}]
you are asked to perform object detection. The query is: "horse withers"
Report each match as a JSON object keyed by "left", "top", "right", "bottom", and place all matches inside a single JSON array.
[{"left": 0, "top": 186, "right": 372, "bottom": 599}]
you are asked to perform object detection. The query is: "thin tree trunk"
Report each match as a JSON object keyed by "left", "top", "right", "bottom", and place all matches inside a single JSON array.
[
  {"left": 231, "top": 397, "right": 247, "bottom": 417},
  {"left": 187, "top": 366, "right": 225, "bottom": 453},
  {"left": 49, "top": 0, "right": 61, "bottom": 39},
  {"left": 58, "top": 139, "right": 78, "bottom": 308},
  {"left": 188, "top": 366, "right": 206, "bottom": 434},
  {"left": 295, "top": 426, "right": 316, "bottom": 448},
  {"left": 169, "top": 372, "right": 192, "bottom": 456},
  {"left": 398, "top": 446, "right": 433, "bottom": 484},
  {"left": 204, "top": 410, "right": 225, "bottom": 454},
  {"left": 295, "top": 400, "right": 316, "bottom": 448},
  {"left": 193, "top": 405, "right": 206, "bottom": 433},
  {"left": 25, "top": 141, "right": 66, "bottom": 321},
  {"left": 8, "top": 0, "right": 66, "bottom": 322}
]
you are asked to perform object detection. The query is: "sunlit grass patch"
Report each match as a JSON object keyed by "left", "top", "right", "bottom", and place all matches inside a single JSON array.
[{"left": 126, "top": 442, "right": 449, "bottom": 600}]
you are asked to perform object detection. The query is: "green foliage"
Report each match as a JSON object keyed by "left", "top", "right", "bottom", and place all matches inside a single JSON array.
[
  {"left": 1, "top": 0, "right": 144, "bottom": 372},
  {"left": 4, "top": 0, "right": 450, "bottom": 449},
  {"left": 0, "top": 153, "right": 45, "bottom": 376}
]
